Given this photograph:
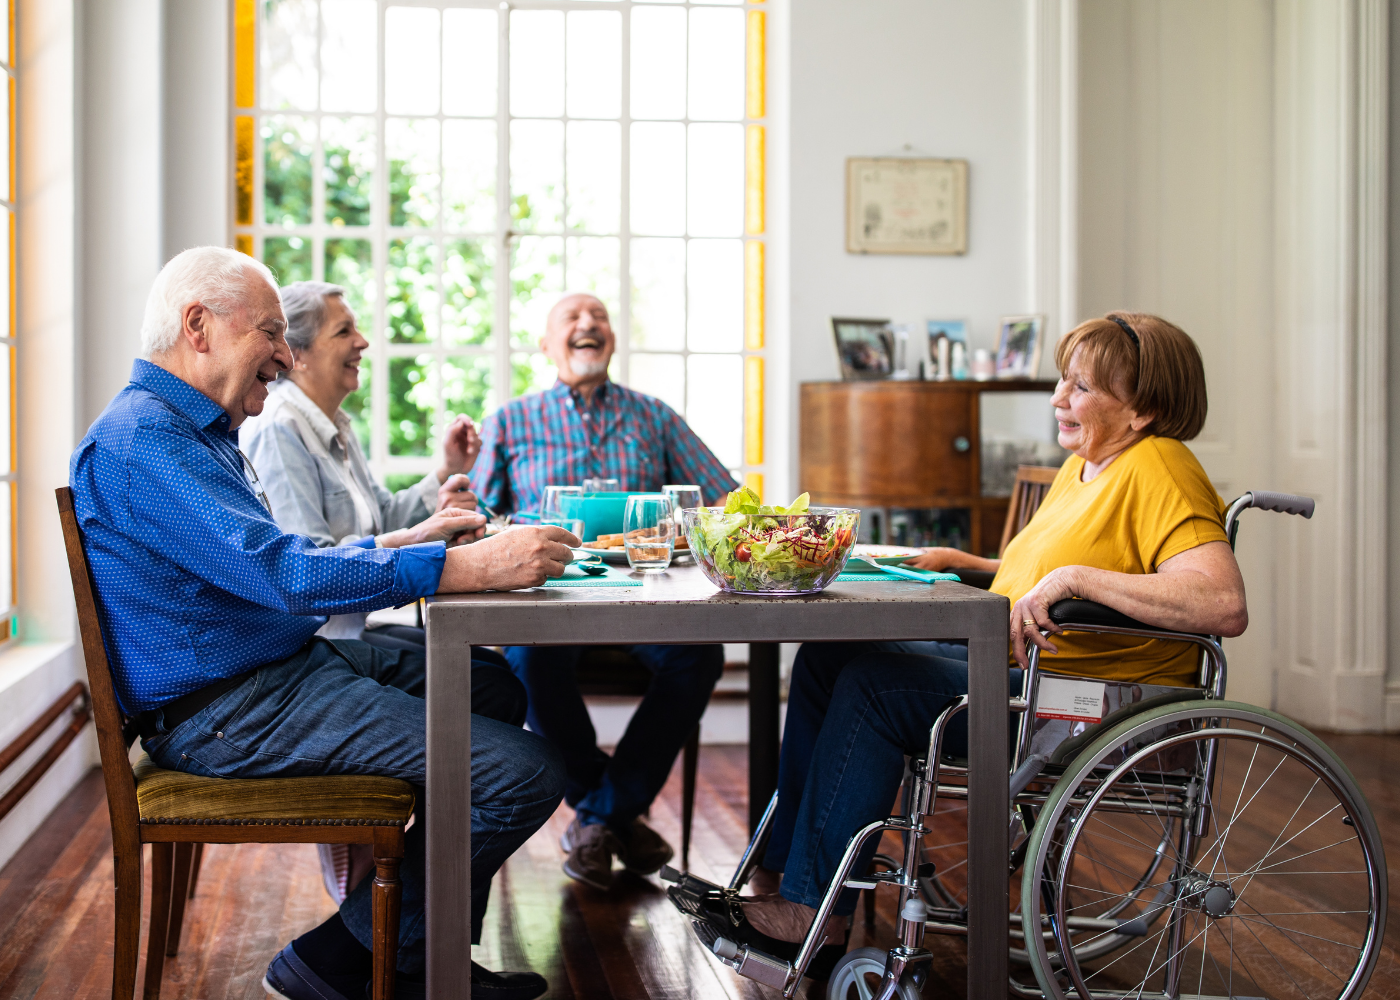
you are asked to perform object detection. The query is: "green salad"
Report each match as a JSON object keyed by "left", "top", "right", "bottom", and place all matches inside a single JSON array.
[{"left": 689, "top": 487, "right": 858, "bottom": 593}]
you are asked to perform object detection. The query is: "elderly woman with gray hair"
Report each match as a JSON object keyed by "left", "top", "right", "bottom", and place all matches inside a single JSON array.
[{"left": 241, "top": 281, "right": 483, "bottom": 630}]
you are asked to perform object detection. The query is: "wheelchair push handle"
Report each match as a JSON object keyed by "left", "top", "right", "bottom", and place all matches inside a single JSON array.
[{"left": 1243, "top": 490, "right": 1314, "bottom": 518}]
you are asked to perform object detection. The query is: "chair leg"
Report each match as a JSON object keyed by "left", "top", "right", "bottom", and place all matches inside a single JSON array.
[
  {"left": 186, "top": 842, "right": 205, "bottom": 899},
  {"left": 680, "top": 723, "right": 700, "bottom": 870},
  {"left": 164, "top": 843, "right": 196, "bottom": 957},
  {"left": 371, "top": 828, "right": 404, "bottom": 1000},
  {"left": 142, "top": 843, "right": 175, "bottom": 1000},
  {"left": 112, "top": 843, "right": 143, "bottom": 1000}
]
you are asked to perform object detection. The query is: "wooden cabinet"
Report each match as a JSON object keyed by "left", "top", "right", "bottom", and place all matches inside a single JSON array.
[{"left": 799, "top": 380, "right": 1059, "bottom": 555}]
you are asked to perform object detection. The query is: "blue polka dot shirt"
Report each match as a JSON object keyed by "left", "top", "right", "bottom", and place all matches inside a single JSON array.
[{"left": 70, "top": 360, "right": 446, "bottom": 714}]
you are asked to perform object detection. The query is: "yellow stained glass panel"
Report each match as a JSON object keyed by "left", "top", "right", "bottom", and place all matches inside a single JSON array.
[
  {"left": 744, "top": 240, "right": 764, "bottom": 350},
  {"left": 746, "top": 11, "right": 765, "bottom": 120},
  {"left": 743, "top": 472, "right": 764, "bottom": 501},
  {"left": 234, "top": 0, "right": 256, "bottom": 109},
  {"left": 235, "top": 234, "right": 254, "bottom": 257},
  {"left": 744, "top": 355, "right": 763, "bottom": 466},
  {"left": 235, "top": 115, "right": 255, "bottom": 225},
  {"left": 745, "top": 124, "right": 765, "bottom": 235}
]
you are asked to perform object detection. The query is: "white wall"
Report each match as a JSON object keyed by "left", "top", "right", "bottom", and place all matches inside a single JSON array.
[
  {"left": 785, "top": 0, "right": 1030, "bottom": 494},
  {"left": 1077, "top": 0, "right": 1278, "bottom": 706}
]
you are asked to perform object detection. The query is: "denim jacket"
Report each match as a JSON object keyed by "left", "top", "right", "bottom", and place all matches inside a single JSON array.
[{"left": 240, "top": 379, "right": 439, "bottom": 636}]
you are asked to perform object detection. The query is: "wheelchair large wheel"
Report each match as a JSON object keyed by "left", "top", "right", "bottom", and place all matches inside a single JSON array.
[
  {"left": 1021, "top": 701, "right": 1386, "bottom": 1000},
  {"left": 826, "top": 947, "right": 922, "bottom": 1000}
]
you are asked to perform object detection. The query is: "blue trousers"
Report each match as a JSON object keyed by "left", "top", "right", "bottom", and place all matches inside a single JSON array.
[
  {"left": 764, "top": 641, "right": 1019, "bottom": 915},
  {"left": 141, "top": 637, "right": 565, "bottom": 974},
  {"left": 503, "top": 644, "right": 724, "bottom": 829}
]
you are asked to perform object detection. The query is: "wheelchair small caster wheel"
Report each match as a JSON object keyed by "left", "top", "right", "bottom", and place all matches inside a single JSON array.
[{"left": 826, "top": 948, "right": 922, "bottom": 1000}]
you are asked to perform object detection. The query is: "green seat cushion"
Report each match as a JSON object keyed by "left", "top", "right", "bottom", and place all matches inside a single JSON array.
[{"left": 132, "top": 754, "right": 415, "bottom": 826}]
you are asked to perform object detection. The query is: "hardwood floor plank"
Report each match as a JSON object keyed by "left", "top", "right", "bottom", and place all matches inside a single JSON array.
[{"left": 3, "top": 735, "right": 1400, "bottom": 998}]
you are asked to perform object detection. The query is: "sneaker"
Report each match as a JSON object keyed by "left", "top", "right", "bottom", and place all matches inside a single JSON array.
[
  {"left": 263, "top": 942, "right": 359, "bottom": 1000},
  {"left": 614, "top": 817, "right": 675, "bottom": 875},
  {"left": 561, "top": 816, "right": 618, "bottom": 890}
]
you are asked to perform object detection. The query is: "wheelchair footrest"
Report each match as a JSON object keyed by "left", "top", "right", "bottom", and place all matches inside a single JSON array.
[{"left": 692, "top": 920, "right": 792, "bottom": 990}]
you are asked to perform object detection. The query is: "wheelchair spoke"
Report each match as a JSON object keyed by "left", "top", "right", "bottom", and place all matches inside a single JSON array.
[
  {"left": 1234, "top": 906, "right": 1319, "bottom": 1000},
  {"left": 1232, "top": 913, "right": 1356, "bottom": 977}
]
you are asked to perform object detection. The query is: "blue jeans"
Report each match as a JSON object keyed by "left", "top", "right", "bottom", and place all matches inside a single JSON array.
[
  {"left": 503, "top": 644, "right": 724, "bottom": 829},
  {"left": 141, "top": 637, "right": 565, "bottom": 974},
  {"left": 764, "top": 641, "right": 1020, "bottom": 915}
]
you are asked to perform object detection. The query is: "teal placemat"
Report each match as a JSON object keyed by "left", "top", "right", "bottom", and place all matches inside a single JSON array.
[
  {"left": 834, "top": 571, "right": 960, "bottom": 584},
  {"left": 543, "top": 564, "right": 643, "bottom": 588}
]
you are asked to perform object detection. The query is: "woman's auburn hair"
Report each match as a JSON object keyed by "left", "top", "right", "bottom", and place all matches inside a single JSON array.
[{"left": 1053, "top": 311, "right": 1208, "bottom": 441}]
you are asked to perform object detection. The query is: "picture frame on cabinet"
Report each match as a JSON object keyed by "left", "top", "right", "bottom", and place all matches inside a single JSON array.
[{"left": 994, "top": 315, "right": 1045, "bottom": 380}]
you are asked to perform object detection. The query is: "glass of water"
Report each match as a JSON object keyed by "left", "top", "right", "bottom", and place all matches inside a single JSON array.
[
  {"left": 582, "top": 477, "right": 620, "bottom": 493},
  {"left": 623, "top": 494, "right": 675, "bottom": 571},
  {"left": 540, "top": 485, "right": 584, "bottom": 540},
  {"left": 662, "top": 484, "right": 702, "bottom": 523}
]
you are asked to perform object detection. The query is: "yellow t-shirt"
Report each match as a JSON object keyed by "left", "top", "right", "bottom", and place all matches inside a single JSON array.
[{"left": 990, "top": 436, "right": 1228, "bottom": 687}]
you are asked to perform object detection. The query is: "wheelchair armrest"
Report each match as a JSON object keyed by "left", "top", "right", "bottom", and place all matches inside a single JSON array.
[
  {"left": 1048, "top": 598, "right": 1185, "bottom": 636},
  {"left": 954, "top": 568, "right": 997, "bottom": 590}
]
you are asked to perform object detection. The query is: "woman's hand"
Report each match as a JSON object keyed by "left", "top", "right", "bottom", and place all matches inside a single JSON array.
[
  {"left": 904, "top": 547, "right": 1001, "bottom": 574},
  {"left": 1008, "top": 566, "right": 1080, "bottom": 668},
  {"left": 438, "top": 415, "right": 481, "bottom": 482},
  {"left": 378, "top": 508, "right": 487, "bottom": 549},
  {"left": 436, "top": 473, "right": 478, "bottom": 514}
]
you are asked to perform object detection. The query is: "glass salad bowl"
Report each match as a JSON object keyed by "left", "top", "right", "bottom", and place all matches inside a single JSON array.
[{"left": 681, "top": 505, "right": 860, "bottom": 596}]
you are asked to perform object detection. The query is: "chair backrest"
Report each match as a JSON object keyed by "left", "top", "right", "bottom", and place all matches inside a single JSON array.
[
  {"left": 997, "top": 465, "right": 1060, "bottom": 556},
  {"left": 55, "top": 487, "right": 142, "bottom": 845}
]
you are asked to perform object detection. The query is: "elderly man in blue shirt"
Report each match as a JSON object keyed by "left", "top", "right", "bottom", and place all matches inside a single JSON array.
[
  {"left": 470, "top": 292, "right": 736, "bottom": 891},
  {"left": 70, "top": 247, "right": 577, "bottom": 1000}
]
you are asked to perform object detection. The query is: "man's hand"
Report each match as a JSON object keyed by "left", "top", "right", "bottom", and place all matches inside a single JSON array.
[
  {"left": 436, "top": 473, "right": 479, "bottom": 513},
  {"left": 438, "top": 415, "right": 482, "bottom": 482},
  {"left": 436, "top": 525, "right": 581, "bottom": 593},
  {"left": 379, "top": 508, "right": 486, "bottom": 549}
]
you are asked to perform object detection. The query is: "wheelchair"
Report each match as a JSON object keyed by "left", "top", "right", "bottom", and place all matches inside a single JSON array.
[{"left": 664, "top": 491, "right": 1388, "bottom": 1000}]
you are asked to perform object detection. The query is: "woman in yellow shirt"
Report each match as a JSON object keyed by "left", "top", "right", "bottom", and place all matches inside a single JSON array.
[{"left": 684, "top": 313, "right": 1250, "bottom": 972}]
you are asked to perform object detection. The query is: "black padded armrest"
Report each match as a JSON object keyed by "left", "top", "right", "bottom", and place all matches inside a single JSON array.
[
  {"left": 954, "top": 569, "right": 997, "bottom": 590},
  {"left": 1048, "top": 598, "right": 1172, "bottom": 635}
]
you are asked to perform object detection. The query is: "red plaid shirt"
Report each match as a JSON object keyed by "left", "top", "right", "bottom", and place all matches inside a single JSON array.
[{"left": 471, "top": 380, "right": 737, "bottom": 516}]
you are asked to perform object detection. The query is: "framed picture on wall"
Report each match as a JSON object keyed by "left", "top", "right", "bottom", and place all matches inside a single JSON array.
[
  {"left": 994, "top": 315, "right": 1045, "bottom": 380},
  {"left": 846, "top": 157, "right": 969, "bottom": 255},
  {"left": 831, "top": 317, "right": 894, "bottom": 380}
]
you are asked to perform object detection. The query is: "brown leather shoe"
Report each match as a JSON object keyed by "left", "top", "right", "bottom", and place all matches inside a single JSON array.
[
  {"left": 561, "top": 817, "right": 617, "bottom": 890},
  {"left": 614, "top": 817, "right": 675, "bottom": 875}
]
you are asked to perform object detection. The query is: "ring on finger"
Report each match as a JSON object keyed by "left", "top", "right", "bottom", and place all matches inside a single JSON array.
[{"left": 1022, "top": 619, "right": 1037, "bottom": 628}]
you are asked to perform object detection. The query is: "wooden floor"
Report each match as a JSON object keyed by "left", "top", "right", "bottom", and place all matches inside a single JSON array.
[{"left": 1, "top": 735, "right": 1398, "bottom": 999}]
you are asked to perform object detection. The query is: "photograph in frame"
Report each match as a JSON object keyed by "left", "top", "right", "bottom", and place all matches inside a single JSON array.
[
  {"left": 831, "top": 317, "right": 894, "bottom": 380},
  {"left": 994, "top": 315, "right": 1045, "bottom": 380}
]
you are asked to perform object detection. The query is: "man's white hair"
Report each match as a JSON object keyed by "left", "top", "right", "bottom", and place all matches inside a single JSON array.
[{"left": 139, "top": 246, "right": 279, "bottom": 359}]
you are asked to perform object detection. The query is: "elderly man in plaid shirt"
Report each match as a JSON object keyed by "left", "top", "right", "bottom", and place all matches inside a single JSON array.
[{"left": 470, "top": 292, "right": 736, "bottom": 890}]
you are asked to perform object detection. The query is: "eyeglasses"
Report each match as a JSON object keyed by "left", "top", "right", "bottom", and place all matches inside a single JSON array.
[{"left": 238, "top": 449, "right": 273, "bottom": 515}]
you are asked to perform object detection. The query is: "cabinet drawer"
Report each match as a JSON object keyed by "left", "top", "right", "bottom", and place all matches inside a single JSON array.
[{"left": 800, "top": 383, "right": 973, "bottom": 506}]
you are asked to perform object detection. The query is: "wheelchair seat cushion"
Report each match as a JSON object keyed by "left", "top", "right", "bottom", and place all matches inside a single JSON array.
[{"left": 131, "top": 754, "right": 416, "bottom": 825}]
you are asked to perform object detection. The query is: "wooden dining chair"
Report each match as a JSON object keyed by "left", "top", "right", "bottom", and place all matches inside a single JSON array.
[
  {"left": 997, "top": 465, "right": 1060, "bottom": 556},
  {"left": 57, "top": 487, "right": 413, "bottom": 1000}
]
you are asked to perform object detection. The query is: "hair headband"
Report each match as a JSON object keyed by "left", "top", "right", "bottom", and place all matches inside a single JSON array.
[{"left": 1109, "top": 315, "right": 1141, "bottom": 349}]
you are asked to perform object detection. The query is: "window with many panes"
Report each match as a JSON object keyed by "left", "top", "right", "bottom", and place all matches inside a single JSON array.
[{"left": 234, "top": 0, "right": 767, "bottom": 495}]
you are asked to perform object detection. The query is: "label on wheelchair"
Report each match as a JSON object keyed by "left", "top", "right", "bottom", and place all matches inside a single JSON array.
[{"left": 1034, "top": 677, "right": 1107, "bottom": 722}]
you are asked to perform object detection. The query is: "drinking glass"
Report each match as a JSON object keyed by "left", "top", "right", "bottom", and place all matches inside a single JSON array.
[
  {"left": 540, "top": 485, "right": 585, "bottom": 541},
  {"left": 582, "top": 477, "right": 620, "bottom": 493},
  {"left": 662, "top": 484, "right": 702, "bottom": 524},
  {"left": 623, "top": 494, "right": 675, "bottom": 571}
]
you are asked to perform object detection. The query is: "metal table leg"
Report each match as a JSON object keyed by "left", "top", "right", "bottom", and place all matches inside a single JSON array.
[
  {"left": 747, "top": 642, "right": 781, "bottom": 834},
  {"left": 965, "top": 610, "right": 1010, "bottom": 999},
  {"left": 425, "top": 604, "right": 472, "bottom": 999}
]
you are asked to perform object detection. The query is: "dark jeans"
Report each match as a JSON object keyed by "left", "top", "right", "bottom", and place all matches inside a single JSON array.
[
  {"left": 503, "top": 644, "right": 724, "bottom": 829},
  {"left": 764, "top": 641, "right": 1020, "bottom": 915},
  {"left": 141, "top": 637, "right": 565, "bottom": 974},
  {"left": 359, "top": 625, "right": 527, "bottom": 727}
]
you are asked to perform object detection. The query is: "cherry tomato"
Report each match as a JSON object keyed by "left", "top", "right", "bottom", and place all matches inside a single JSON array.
[{"left": 736, "top": 543, "right": 751, "bottom": 562}]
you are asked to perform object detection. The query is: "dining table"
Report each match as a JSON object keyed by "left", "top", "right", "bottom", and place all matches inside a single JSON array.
[{"left": 423, "top": 563, "right": 1009, "bottom": 999}]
